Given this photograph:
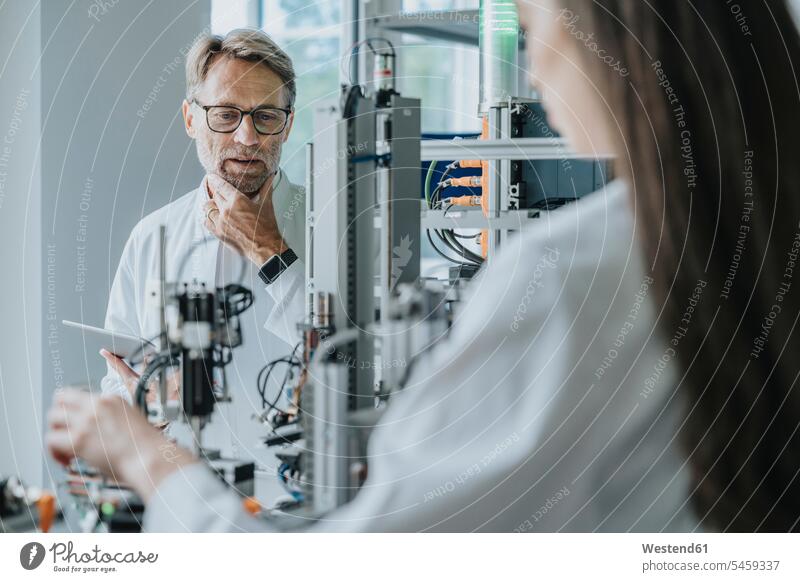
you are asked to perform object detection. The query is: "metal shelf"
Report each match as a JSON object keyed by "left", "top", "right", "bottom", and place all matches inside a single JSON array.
[
  {"left": 421, "top": 206, "right": 542, "bottom": 230},
  {"left": 421, "top": 137, "right": 614, "bottom": 161},
  {"left": 373, "top": 9, "right": 482, "bottom": 46}
]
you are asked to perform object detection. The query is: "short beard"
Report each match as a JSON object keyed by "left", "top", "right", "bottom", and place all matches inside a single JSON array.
[
  {"left": 196, "top": 137, "right": 282, "bottom": 196},
  {"left": 219, "top": 163, "right": 273, "bottom": 195}
]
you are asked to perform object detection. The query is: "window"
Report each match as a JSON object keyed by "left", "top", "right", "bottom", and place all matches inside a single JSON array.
[
  {"left": 211, "top": 0, "right": 260, "bottom": 35},
  {"left": 394, "top": 0, "right": 481, "bottom": 133},
  {"left": 261, "top": 0, "right": 341, "bottom": 184},
  {"left": 397, "top": 36, "right": 481, "bottom": 134}
]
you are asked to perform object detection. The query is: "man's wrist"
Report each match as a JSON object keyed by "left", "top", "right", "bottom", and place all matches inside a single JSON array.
[
  {"left": 258, "top": 247, "right": 298, "bottom": 286},
  {"left": 251, "top": 236, "right": 289, "bottom": 265}
]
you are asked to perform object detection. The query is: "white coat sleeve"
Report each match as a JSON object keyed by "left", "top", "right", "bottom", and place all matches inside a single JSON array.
[
  {"left": 100, "top": 230, "right": 141, "bottom": 405},
  {"left": 142, "top": 462, "right": 278, "bottom": 532},
  {"left": 261, "top": 259, "right": 305, "bottom": 348},
  {"left": 311, "top": 242, "right": 571, "bottom": 532}
]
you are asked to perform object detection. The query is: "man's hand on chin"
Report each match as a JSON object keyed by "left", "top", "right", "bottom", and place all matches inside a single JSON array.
[
  {"left": 45, "top": 389, "right": 196, "bottom": 503},
  {"left": 202, "top": 173, "right": 290, "bottom": 265}
]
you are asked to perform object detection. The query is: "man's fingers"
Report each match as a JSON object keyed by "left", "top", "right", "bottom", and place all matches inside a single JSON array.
[
  {"left": 207, "top": 174, "right": 236, "bottom": 204},
  {"left": 206, "top": 173, "right": 227, "bottom": 194},
  {"left": 205, "top": 215, "right": 223, "bottom": 239},
  {"left": 202, "top": 201, "right": 221, "bottom": 233},
  {"left": 202, "top": 199, "right": 218, "bottom": 216},
  {"left": 208, "top": 174, "right": 252, "bottom": 210},
  {"left": 204, "top": 174, "right": 231, "bottom": 205},
  {"left": 146, "top": 388, "right": 158, "bottom": 404},
  {"left": 100, "top": 349, "right": 139, "bottom": 381}
]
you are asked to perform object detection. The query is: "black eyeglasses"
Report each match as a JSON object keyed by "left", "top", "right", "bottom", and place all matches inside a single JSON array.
[{"left": 193, "top": 100, "right": 292, "bottom": 135}]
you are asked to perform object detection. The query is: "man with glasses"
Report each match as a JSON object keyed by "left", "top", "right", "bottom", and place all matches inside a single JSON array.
[{"left": 98, "top": 30, "right": 306, "bottom": 476}]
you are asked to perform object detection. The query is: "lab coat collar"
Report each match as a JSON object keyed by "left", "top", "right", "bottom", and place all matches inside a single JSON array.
[{"left": 575, "top": 177, "right": 628, "bottom": 216}]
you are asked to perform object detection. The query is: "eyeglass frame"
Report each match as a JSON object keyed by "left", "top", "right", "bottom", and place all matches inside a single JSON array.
[{"left": 191, "top": 99, "right": 293, "bottom": 136}]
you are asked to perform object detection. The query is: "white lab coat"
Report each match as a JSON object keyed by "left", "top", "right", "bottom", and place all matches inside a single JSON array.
[
  {"left": 101, "top": 169, "right": 306, "bottom": 488},
  {"left": 142, "top": 179, "right": 700, "bottom": 532}
]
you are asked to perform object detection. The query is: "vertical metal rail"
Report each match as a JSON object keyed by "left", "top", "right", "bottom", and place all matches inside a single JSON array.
[{"left": 158, "top": 226, "right": 168, "bottom": 410}]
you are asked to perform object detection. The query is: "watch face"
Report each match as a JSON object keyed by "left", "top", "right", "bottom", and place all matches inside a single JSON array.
[
  {"left": 259, "top": 249, "right": 295, "bottom": 285},
  {"left": 260, "top": 257, "right": 283, "bottom": 283}
]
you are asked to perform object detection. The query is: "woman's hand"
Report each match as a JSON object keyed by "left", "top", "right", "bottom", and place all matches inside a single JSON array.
[{"left": 45, "top": 389, "right": 194, "bottom": 502}]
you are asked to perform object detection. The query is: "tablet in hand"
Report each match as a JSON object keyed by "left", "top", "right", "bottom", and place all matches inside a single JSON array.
[{"left": 61, "top": 320, "right": 155, "bottom": 361}]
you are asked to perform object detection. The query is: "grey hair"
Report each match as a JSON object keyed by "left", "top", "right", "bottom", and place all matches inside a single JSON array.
[{"left": 185, "top": 28, "right": 296, "bottom": 108}]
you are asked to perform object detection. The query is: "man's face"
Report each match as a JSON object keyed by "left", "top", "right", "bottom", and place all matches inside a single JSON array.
[{"left": 182, "top": 56, "right": 294, "bottom": 195}]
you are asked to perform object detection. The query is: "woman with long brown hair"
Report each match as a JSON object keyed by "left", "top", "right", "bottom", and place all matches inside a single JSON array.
[{"left": 523, "top": 0, "right": 800, "bottom": 532}]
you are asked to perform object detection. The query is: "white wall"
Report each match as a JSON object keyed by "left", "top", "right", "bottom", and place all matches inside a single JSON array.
[
  {"left": 0, "top": 0, "right": 210, "bottom": 489},
  {"left": 0, "top": 1, "right": 43, "bottom": 489}
]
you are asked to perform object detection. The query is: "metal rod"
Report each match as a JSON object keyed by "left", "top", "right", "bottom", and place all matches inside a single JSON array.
[
  {"left": 305, "top": 142, "right": 315, "bottom": 325},
  {"left": 487, "top": 106, "right": 503, "bottom": 258},
  {"left": 158, "top": 226, "right": 168, "bottom": 411},
  {"left": 376, "top": 110, "right": 392, "bottom": 322},
  {"left": 191, "top": 416, "right": 202, "bottom": 456},
  {"left": 420, "top": 137, "right": 611, "bottom": 161}
]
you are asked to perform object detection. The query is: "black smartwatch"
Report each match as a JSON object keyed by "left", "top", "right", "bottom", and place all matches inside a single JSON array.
[{"left": 258, "top": 248, "right": 298, "bottom": 285}]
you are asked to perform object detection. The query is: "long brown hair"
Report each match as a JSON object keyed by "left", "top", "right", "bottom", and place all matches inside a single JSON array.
[{"left": 556, "top": 0, "right": 800, "bottom": 530}]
